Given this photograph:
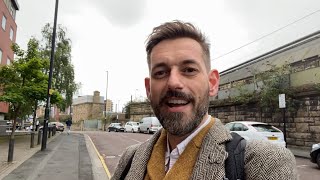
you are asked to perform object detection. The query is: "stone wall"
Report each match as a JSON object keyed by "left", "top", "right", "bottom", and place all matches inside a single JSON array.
[
  {"left": 72, "top": 103, "right": 104, "bottom": 123},
  {"left": 73, "top": 104, "right": 92, "bottom": 123},
  {"left": 209, "top": 95, "right": 320, "bottom": 148},
  {"left": 128, "top": 102, "right": 154, "bottom": 121}
]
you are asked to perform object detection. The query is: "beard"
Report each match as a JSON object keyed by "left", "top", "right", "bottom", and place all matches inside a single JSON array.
[{"left": 150, "top": 89, "right": 209, "bottom": 137}]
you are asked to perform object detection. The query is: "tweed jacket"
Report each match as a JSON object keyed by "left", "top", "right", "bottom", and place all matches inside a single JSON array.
[{"left": 111, "top": 118, "right": 297, "bottom": 180}]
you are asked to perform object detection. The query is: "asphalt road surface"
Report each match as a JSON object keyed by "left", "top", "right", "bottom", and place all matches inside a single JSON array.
[
  {"left": 87, "top": 131, "right": 320, "bottom": 178},
  {"left": 87, "top": 131, "right": 151, "bottom": 174},
  {"left": 296, "top": 157, "right": 320, "bottom": 180}
]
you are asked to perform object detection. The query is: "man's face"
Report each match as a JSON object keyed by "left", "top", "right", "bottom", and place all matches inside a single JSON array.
[{"left": 145, "top": 38, "right": 219, "bottom": 136}]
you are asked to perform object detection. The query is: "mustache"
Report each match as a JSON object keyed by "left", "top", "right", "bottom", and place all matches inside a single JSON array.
[{"left": 159, "top": 90, "right": 194, "bottom": 104}]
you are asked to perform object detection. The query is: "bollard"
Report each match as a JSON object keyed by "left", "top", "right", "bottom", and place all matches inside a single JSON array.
[
  {"left": 37, "top": 129, "right": 42, "bottom": 145},
  {"left": 48, "top": 127, "right": 51, "bottom": 138},
  {"left": 52, "top": 126, "right": 56, "bottom": 136}
]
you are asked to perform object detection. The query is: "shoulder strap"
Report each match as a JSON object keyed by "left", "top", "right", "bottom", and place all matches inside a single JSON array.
[
  {"left": 225, "top": 132, "right": 246, "bottom": 180},
  {"left": 120, "top": 151, "right": 136, "bottom": 180}
]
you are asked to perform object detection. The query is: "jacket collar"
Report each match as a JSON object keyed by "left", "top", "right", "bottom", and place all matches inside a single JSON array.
[
  {"left": 191, "top": 118, "right": 232, "bottom": 179},
  {"left": 126, "top": 118, "right": 232, "bottom": 180}
]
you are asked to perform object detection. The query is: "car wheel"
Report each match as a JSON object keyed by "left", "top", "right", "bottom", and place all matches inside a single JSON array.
[{"left": 317, "top": 153, "right": 320, "bottom": 169}]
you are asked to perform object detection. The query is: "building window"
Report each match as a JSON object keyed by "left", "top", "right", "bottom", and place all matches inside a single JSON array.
[
  {"left": 291, "top": 61, "right": 304, "bottom": 73},
  {"left": 304, "top": 56, "right": 319, "bottom": 70},
  {"left": 1, "top": 15, "right": 6, "bottom": 30},
  {"left": 10, "top": 6, "right": 16, "bottom": 20},
  {"left": 10, "top": 27, "right": 14, "bottom": 41},
  {"left": 7, "top": 57, "right": 11, "bottom": 65},
  {"left": 0, "top": 49, "right": 3, "bottom": 63}
]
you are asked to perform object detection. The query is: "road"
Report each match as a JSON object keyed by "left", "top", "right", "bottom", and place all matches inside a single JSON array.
[
  {"left": 87, "top": 131, "right": 151, "bottom": 174},
  {"left": 296, "top": 157, "right": 319, "bottom": 180},
  {"left": 87, "top": 131, "right": 320, "bottom": 179}
]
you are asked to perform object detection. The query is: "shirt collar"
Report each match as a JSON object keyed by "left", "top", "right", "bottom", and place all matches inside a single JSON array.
[{"left": 166, "top": 115, "right": 211, "bottom": 155}]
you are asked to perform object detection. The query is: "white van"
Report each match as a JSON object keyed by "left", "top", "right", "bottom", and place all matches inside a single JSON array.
[
  {"left": 139, "top": 117, "right": 162, "bottom": 134},
  {"left": 124, "top": 121, "right": 140, "bottom": 133}
]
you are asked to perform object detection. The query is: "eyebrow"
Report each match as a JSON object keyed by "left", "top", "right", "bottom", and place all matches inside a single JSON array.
[
  {"left": 151, "top": 59, "right": 199, "bottom": 72},
  {"left": 180, "top": 59, "right": 198, "bottom": 66},
  {"left": 151, "top": 62, "right": 167, "bottom": 72}
]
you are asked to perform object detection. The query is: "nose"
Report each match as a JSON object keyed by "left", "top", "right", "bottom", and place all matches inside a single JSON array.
[{"left": 167, "top": 69, "right": 183, "bottom": 90}]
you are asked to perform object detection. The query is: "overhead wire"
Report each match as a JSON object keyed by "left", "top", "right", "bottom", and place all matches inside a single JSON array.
[{"left": 212, "top": 8, "right": 320, "bottom": 61}]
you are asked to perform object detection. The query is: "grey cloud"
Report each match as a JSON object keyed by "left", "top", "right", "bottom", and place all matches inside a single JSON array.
[{"left": 94, "top": 0, "right": 147, "bottom": 27}]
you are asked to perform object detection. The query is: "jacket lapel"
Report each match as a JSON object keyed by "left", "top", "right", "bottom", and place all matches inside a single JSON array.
[
  {"left": 191, "top": 118, "right": 232, "bottom": 179},
  {"left": 125, "top": 130, "right": 162, "bottom": 180},
  {"left": 125, "top": 118, "right": 232, "bottom": 180}
]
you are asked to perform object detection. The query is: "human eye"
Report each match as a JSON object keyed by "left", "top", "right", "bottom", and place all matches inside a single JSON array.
[
  {"left": 152, "top": 69, "right": 168, "bottom": 79},
  {"left": 182, "top": 67, "right": 198, "bottom": 76}
]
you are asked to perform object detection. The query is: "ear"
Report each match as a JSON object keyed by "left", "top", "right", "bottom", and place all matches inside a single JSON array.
[
  {"left": 208, "top": 69, "right": 220, "bottom": 97},
  {"left": 145, "top": 77, "right": 151, "bottom": 100}
]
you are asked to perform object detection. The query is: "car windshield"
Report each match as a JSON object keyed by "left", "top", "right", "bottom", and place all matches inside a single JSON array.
[
  {"left": 252, "top": 124, "right": 280, "bottom": 132},
  {"left": 132, "top": 122, "right": 139, "bottom": 126}
]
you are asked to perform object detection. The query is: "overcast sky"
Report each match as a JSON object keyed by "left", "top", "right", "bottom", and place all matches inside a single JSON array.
[{"left": 16, "top": 0, "right": 320, "bottom": 112}]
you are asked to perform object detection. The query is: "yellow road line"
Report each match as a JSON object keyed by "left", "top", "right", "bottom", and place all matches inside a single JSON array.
[{"left": 87, "top": 135, "right": 111, "bottom": 178}]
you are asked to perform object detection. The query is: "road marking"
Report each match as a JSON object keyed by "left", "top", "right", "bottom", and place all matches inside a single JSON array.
[
  {"left": 106, "top": 155, "right": 117, "bottom": 159},
  {"left": 296, "top": 165, "right": 309, "bottom": 168},
  {"left": 87, "top": 135, "right": 111, "bottom": 178},
  {"left": 119, "top": 134, "right": 142, "bottom": 143}
]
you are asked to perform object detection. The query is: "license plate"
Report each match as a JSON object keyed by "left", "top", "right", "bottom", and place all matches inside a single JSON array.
[{"left": 268, "top": 137, "right": 278, "bottom": 140}]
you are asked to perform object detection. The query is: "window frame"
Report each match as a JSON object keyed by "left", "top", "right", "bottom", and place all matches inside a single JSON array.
[
  {"left": 9, "top": 27, "right": 14, "bottom": 41},
  {"left": 1, "top": 15, "right": 7, "bottom": 30},
  {"left": 0, "top": 49, "right": 3, "bottom": 64},
  {"left": 7, "top": 57, "right": 11, "bottom": 65}
]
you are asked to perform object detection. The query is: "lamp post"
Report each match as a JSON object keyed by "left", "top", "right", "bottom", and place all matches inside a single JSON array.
[
  {"left": 104, "top": 71, "right": 108, "bottom": 130},
  {"left": 105, "top": 71, "right": 108, "bottom": 112},
  {"left": 41, "top": 0, "right": 59, "bottom": 151}
]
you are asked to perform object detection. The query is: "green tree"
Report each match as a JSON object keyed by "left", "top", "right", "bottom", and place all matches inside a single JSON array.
[
  {"left": 0, "top": 39, "right": 53, "bottom": 162},
  {"left": 255, "top": 64, "right": 296, "bottom": 112},
  {"left": 40, "top": 23, "right": 78, "bottom": 112}
]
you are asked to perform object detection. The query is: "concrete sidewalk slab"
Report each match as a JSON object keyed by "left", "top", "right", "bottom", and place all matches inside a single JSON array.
[
  {"left": 288, "top": 146, "right": 311, "bottom": 159},
  {"left": 0, "top": 132, "right": 60, "bottom": 179},
  {"left": 3, "top": 133, "right": 94, "bottom": 180}
]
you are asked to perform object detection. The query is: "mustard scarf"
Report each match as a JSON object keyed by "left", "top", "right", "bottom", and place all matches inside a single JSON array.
[{"left": 145, "top": 118, "right": 214, "bottom": 180}]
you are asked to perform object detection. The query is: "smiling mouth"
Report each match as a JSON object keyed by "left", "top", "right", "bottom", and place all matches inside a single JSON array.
[{"left": 166, "top": 99, "right": 190, "bottom": 107}]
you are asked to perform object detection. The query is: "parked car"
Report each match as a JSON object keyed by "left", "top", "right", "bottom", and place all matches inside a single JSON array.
[
  {"left": 48, "top": 122, "right": 65, "bottom": 132},
  {"left": 224, "top": 121, "right": 286, "bottom": 147},
  {"left": 310, "top": 143, "right": 320, "bottom": 169},
  {"left": 139, "top": 117, "right": 162, "bottom": 134},
  {"left": 124, "top": 121, "right": 140, "bottom": 133},
  {"left": 107, "top": 123, "right": 124, "bottom": 132}
]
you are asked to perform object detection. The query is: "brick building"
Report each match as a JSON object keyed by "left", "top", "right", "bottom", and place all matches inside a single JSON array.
[
  {"left": 104, "top": 99, "right": 113, "bottom": 113},
  {"left": 0, "top": 0, "right": 19, "bottom": 120},
  {"left": 72, "top": 91, "right": 104, "bottom": 123}
]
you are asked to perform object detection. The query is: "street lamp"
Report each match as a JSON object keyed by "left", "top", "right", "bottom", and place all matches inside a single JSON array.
[
  {"left": 41, "top": 0, "right": 59, "bottom": 151},
  {"left": 105, "top": 71, "right": 108, "bottom": 113},
  {"left": 104, "top": 71, "right": 108, "bottom": 130}
]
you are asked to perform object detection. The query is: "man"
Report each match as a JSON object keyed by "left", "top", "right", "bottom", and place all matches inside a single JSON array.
[
  {"left": 112, "top": 20, "right": 297, "bottom": 180},
  {"left": 65, "top": 118, "right": 72, "bottom": 135}
]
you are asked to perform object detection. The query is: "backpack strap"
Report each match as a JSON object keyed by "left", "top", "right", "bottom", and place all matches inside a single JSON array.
[{"left": 224, "top": 132, "right": 246, "bottom": 180}]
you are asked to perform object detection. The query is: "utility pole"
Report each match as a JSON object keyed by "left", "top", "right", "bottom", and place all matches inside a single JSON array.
[
  {"left": 42, "top": 0, "right": 59, "bottom": 151},
  {"left": 104, "top": 71, "right": 108, "bottom": 130}
]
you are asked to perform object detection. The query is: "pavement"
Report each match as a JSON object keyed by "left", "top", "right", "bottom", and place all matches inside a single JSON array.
[
  {"left": 0, "top": 131, "right": 108, "bottom": 180},
  {"left": 0, "top": 131, "right": 312, "bottom": 180}
]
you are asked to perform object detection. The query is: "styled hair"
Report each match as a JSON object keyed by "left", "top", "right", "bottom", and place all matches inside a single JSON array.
[{"left": 145, "top": 20, "right": 211, "bottom": 71}]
